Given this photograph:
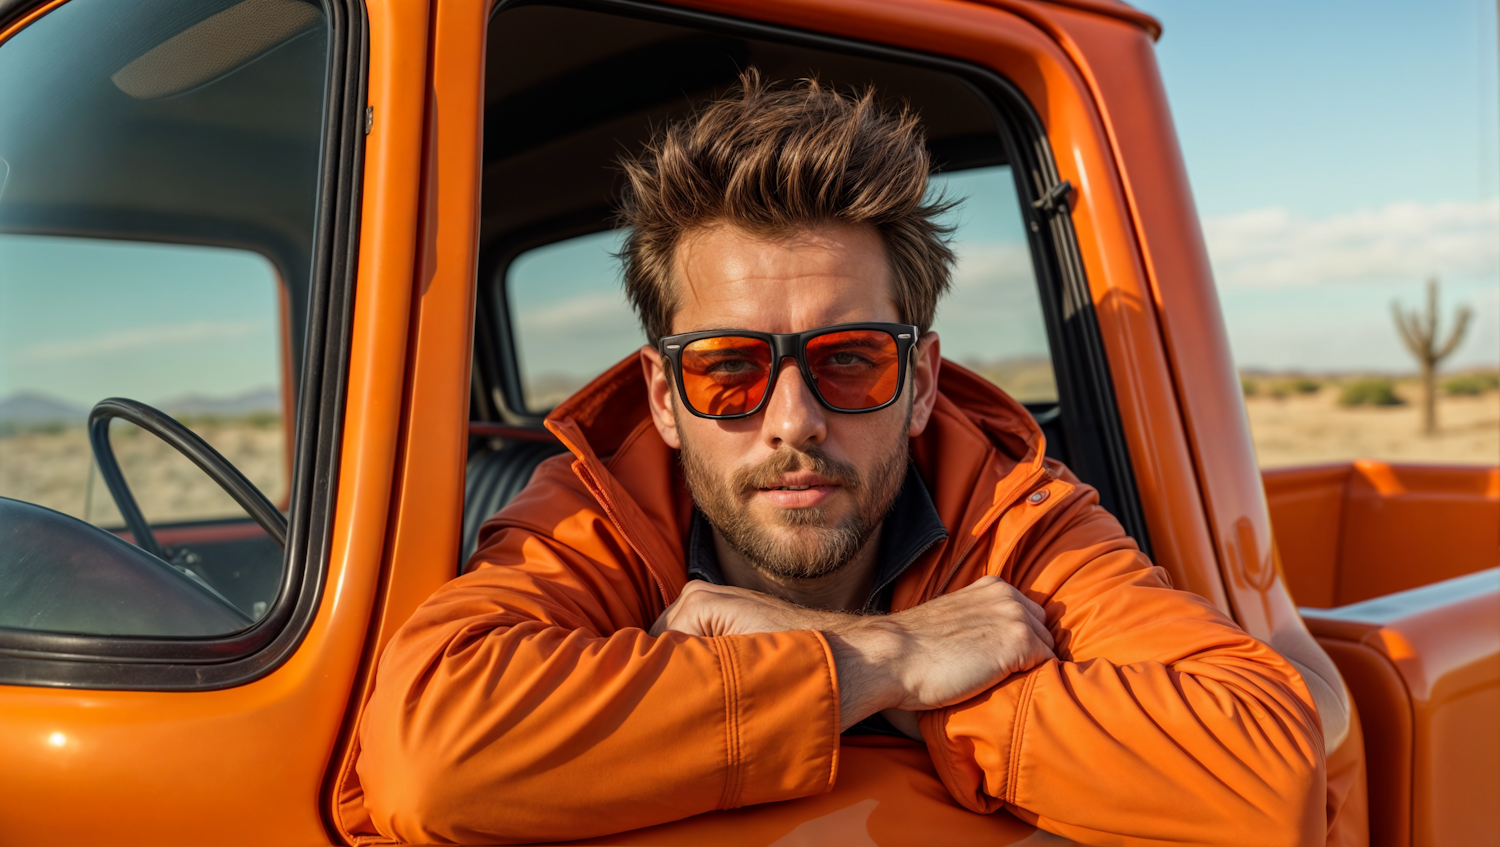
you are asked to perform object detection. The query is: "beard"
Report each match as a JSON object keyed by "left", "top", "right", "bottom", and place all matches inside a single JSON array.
[{"left": 677, "top": 403, "right": 910, "bottom": 582}]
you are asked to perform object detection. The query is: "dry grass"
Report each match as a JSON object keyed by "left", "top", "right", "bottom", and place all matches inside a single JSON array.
[
  {"left": 963, "top": 358, "right": 1057, "bottom": 404},
  {"left": 0, "top": 420, "right": 287, "bottom": 526},
  {"left": 1245, "top": 382, "right": 1498, "bottom": 468}
]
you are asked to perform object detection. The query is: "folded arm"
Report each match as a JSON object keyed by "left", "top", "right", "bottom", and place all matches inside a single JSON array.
[
  {"left": 356, "top": 521, "right": 841, "bottom": 844},
  {"left": 655, "top": 488, "right": 1327, "bottom": 845},
  {"left": 920, "top": 489, "right": 1326, "bottom": 846},
  {"left": 651, "top": 576, "right": 1057, "bottom": 732}
]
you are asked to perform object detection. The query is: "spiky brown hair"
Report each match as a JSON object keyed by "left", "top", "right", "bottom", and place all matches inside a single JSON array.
[{"left": 616, "top": 70, "right": 955, "bottom": 344}]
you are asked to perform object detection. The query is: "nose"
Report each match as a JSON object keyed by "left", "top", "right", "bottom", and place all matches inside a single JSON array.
[{"left": 761, "top": 356, "right": 826, "bottom": 450}]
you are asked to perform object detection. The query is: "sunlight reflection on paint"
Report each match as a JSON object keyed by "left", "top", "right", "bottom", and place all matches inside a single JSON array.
[{"left": 47, "top": 731, "right": 65, "bottom": 747}]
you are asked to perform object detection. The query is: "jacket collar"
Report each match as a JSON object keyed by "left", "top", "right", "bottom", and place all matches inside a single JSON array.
[{"left": 545, "top": 354, "right": 1056, "bottom": 609}]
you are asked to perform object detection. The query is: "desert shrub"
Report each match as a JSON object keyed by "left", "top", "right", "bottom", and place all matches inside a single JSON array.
[
  {"left": 176, "top": 414, "right": 225, "bottom": 429},
  {"left": 1287, "top": 377, "right": 1321, "bottom": 394},
  {"left": 1241, "top": 377, "right": 1258, "bottom": 397},
  {"left": 244, "top": 412, "right": 281, "bottom": 428},
  {"left": 1443, "top": 372, "right": 1500, "bottom": 396},
  {"left": 0, "top": 420, "right": 78, "bottom": 438},
  {"left": 1339, "top": 378, "right": 1404, "bottom": 407}
]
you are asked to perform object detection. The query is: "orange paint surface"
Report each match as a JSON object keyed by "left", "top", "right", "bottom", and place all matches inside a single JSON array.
[
  {"left": 1306, "top": 572, "right": 1500, "bottom": 847},
  {"left": 1266, "top": 462, "right": 1500, "bottom": 608}
]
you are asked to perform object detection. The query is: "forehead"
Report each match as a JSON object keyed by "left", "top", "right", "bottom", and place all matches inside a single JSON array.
[{"left": 669, "top": 222, "right": 900, "bottom": 334}]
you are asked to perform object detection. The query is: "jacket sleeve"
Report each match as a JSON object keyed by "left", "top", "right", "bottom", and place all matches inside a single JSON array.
[
  {"left": 919, "top": 484, "right": 1326, "bottom": 847},
  {"left": 355, "top": 484, "right": 841, "bottom": 844}
]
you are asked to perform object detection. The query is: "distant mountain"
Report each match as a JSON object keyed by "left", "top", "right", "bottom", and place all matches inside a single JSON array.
[
  {"left": 158, "top": 386, "right": 281, "bottom": 417},
  {"left": 0, "top": 387, "right": 280, "bottom": 425},
  {"left": 0, "top": 392, "right": 87, "bottom": 424}
]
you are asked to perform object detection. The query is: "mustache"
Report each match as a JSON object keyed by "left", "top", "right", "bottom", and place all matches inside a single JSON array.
[{"left": 730, "top": 446, "right": 861, "bottom": 494}]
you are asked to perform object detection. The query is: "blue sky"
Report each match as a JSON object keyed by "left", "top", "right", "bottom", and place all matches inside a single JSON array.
[
  {"left": 1133, "top": 0, "right": 1498, "bottom": 371},
  {"left": 0, "top": 236, "right": 281, "bottom": 408}
]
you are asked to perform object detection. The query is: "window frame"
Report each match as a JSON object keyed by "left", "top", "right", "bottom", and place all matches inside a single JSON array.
[
  {"left": 475, "top": 215, "right": 615, "bottom": 427},
  {"left": 477, "top": 0, "right": 1151, "bottom": 552},
  {"left": 0, "top": 0, "right": 368, "bottom": 690}
]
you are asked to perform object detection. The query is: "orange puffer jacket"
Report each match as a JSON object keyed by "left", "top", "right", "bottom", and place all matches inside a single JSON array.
[{"left": 350, "top": 357, "right": 1325, "bottom": 846}]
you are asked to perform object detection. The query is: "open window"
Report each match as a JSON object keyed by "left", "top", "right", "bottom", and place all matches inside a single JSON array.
[{"left": 468, "top": 1, "right": 1149, "bottom": 559}]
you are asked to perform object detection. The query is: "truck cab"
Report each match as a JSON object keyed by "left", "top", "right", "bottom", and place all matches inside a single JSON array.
[{"left": 0, "top": 0, "right": 1494, "bottom": 844}]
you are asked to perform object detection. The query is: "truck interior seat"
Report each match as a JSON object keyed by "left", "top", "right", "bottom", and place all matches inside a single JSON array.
[{"left": 460, "top": 438, "right": 567, "bottom": 567}]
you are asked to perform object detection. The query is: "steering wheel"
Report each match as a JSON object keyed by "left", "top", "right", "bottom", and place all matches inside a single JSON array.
[{"left": 87, "top": 398, "right": 288, "bottom": 561}]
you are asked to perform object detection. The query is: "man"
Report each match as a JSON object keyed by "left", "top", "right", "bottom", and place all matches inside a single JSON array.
[{"left": 355, "top": 74, "right": 1327, "bottom": 845}]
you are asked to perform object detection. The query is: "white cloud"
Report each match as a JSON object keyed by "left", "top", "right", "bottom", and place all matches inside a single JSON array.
[
  {"left": 1204, "top": 199, "right": 1499, "bottom": 287},
  {"left": 12, "top": 319, "right": 264, "bottom": 364},
  {"left": 518, "top": 293, "right": 636, "bottom": 333},
  {"left": 950, "top": 242, "right": 1033, "bottom": 291}
]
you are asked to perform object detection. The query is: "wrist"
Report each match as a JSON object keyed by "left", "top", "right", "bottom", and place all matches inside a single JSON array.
[{"left": 823, "top": 617, "right": 909, "bottom": 730}]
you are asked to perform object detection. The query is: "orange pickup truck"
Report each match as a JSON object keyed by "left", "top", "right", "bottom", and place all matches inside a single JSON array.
[{"left": 0, "top": 0, "right": 1494, "bottom": 844}]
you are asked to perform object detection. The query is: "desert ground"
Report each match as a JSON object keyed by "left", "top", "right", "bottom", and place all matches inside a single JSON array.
[
  {"left": 0, "top": 419, "right": 287, "bottom": 526},
  {"left": 1244, "top": 381, "right": 1498, "bottom": 468}
]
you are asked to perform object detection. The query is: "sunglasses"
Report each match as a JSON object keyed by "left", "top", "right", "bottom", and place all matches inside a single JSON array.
[{"left": 658, "top": 322, "right": 919, "bottom": 419}]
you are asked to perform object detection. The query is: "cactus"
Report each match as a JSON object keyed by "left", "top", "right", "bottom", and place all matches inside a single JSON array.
[{"left": 1392, "top": 278, "right": 1472, "bottom": 434}]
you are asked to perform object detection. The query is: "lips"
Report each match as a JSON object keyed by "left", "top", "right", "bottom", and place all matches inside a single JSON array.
[
  {"left": 758, "top": 472, "right": 835, "bottom": 491},
  {"left": 755, "top": 473, "right": 839, "bottom": 508},
  {"left": 731, "top": 448, "right": 859, "bottom": 510}
]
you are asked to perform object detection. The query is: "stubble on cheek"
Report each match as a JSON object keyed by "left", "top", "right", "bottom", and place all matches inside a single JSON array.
[{"left": 673, "top": 400, "right": 910, "bottom": 581}]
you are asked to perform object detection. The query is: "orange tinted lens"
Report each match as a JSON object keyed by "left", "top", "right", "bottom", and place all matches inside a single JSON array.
[
  {"left": 806, "top": 330, "right": 899, "bottom": 410},
  {"left": 680, "top": 336, "right": 774, "bottom": 416}
]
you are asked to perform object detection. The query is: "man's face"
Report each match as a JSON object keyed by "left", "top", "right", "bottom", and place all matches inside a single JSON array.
[{"left": 642, "top": 222, "right": 941, "bottom": 581}]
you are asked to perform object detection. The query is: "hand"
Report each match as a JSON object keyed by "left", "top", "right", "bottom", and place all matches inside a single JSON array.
[
  {"left": 649, "top": 581, "right": 841, "bottom": 637},
  {"left": 874, "top": 575, "right": 1056, "bottom": 711},
  {"left": 651, "top": 577, "right": 1056, "bottom": 734}
]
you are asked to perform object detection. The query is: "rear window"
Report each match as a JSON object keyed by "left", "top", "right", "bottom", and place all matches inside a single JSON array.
[{"left": 502, "top": 166, "right": 1054, "bottom": 415}]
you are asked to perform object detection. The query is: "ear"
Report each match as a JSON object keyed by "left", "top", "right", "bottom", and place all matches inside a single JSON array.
[
  {"left": 641, "top": 344, "right": 682, "bottom": 450},
  {"left": 907, "top": 332, "right": 941, "bottom": 438}
]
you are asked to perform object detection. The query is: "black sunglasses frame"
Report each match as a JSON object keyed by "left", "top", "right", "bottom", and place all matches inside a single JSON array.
[{"left": 658, "top": 321, "right": 920, "bottom": 419}]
